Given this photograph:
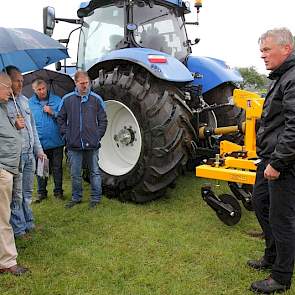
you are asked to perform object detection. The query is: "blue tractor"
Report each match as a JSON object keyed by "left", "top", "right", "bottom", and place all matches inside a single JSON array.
[{"left": 43, "top": 0, "right": 243, "bottom": 202}]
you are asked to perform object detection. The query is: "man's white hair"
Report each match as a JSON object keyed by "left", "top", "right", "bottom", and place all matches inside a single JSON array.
[{"left": 259, "top": 27, "right": 294, "bottom": 49}]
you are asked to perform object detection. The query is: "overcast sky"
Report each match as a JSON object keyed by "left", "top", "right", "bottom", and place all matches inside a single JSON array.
[{"left": 0, "top": 0, "right": 294, "bottom": 74}]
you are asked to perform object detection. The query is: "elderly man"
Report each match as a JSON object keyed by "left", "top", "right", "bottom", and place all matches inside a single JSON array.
[
  {"left": 0, "top": 73, "right": 28, "bottom": 275},
  {"left": 5, "top": 66, "right": 45, "bottom": 238},
  {"left": 29, "top": 79, "right": 64, "bottom": 202},
  {"left": 58, "top": 70, "right": 107, "bottom": 209},
  {"left": 248, "top": 27, "right": 295, "bottom": 293}
]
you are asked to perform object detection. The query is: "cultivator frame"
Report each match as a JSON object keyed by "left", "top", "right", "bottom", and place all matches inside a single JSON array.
[{"left": 196, "top": 89, "right": 264, "bottom": 225}]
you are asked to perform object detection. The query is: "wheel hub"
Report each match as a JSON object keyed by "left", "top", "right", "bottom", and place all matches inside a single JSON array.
[{"left": 114, "top": 126, "right": 136, "bottom": 146}]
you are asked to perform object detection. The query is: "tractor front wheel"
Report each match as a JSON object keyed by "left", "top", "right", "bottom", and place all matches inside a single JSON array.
[{"left": 93, "top": 65, "right": 194, "bottom": 202}]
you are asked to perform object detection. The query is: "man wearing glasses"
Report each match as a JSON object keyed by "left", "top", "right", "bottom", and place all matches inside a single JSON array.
[{"left": 0, "top": 73, "right": 28, "bottom": 275}]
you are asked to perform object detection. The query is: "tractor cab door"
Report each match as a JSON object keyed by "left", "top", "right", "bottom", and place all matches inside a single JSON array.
[{"left": 77, "top": 4, "right": 124, "bottom": 70}]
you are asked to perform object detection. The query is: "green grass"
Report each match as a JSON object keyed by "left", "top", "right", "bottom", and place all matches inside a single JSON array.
[{"left": 0, "top": 171, "right": 294, "bottom": 295}]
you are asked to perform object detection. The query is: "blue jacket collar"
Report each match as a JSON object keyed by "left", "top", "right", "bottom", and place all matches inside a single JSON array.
[
  {"left": 74, "top": 87, "right": 91, "bottom": 102},
  {"left": 31, "top": 91, "right": 51, "bottom": 103}
]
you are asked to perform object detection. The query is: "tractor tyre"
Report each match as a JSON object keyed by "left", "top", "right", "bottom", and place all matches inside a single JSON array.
[
  {"left": 92, "top": 65, "right": 194, "bottom": 203},
  {"left": 203, "top": 82, "right": 244, "bottom": 127}
]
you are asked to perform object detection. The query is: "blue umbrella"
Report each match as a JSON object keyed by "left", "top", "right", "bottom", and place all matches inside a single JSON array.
[{"left": 0, "top": 27, "right": 69, "bottom": 73}]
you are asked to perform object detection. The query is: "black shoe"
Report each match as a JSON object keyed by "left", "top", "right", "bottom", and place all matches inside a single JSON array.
[
  {"left": 246, "top": 230, "right": 265, "bottom": 239},
  {"left": 15, "top": 233, "right": 32, "bottom": 241},
  {"left": 26, "top": 224, "right": 43, "bottom": 234},
  {"left": 89, "top": 201, "right": 99, "bottom": 209},
  {"left": 250, "top": 276, "right": 290, "bottom": 294},
  {"left": 34, "top": 194, "right": 47, "bottom": 203},
  {"left": 65, "top": 200, "right": 81, "bottom": 209},
  {"left": 54, "top": 192, "right": 65, "bottom": 200},
  {"left": 247, "top": 257, "right": 273, "bottom": 270}
]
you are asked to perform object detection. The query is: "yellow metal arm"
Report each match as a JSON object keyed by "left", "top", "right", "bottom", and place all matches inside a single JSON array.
[
  {"left": 196, "top": 89, "right": 264, "bottom": 185},
  {"left": 233, "top": 89, "right": 264, "bottom": 155}
]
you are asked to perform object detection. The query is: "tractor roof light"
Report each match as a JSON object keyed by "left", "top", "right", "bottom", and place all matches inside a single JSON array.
[
  {"left": 194, "top": 0, "right": 202, "bottom": 24},
  {"left": 195, "top": 0, "right": 202, "bottom": 9},
  {"left": 148, "top": 55, "right": 167, "bottom": 63}
]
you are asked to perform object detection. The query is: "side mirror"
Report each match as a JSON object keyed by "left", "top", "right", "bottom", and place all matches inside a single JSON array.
[
  {"left": 188, "top": 38, "right": 200, "bottom": 46},
  {"left": 194, "top": 38, "right": 200, "bottom": 44},
  {"left": 55, "top": 61, "right": 61, "bottom": 71},
  {"left": 43, "top": 6, "right": 56, "bottom": 37}
]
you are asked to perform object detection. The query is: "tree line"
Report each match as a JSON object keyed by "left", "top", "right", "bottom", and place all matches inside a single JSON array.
[{"left": 236, "top": 66, "right": 269, "bottom": 94}]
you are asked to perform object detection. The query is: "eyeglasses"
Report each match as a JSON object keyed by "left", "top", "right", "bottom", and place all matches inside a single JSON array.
[{"left": 0, "top": 80, "right": 11, "bottom": 89}]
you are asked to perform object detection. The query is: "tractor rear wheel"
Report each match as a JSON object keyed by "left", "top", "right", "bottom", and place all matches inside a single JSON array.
[
  {"left": 92, "top": 65, "right": 194, "bottom": 202},
  {"left": 203, "top": 82, "right": 244, "bottom": 127}
]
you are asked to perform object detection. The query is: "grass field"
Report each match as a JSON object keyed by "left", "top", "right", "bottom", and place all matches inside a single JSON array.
[{"left": 0, "top": 170, "right": 294, "bottom": 295}]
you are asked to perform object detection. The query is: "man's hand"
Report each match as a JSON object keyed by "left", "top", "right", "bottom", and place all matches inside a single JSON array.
[
  {"left": 264, "top": 164, "right": 280, "bottom": 180},
  {"left": 15, "top": 116, "right": 25, "bottom": 130},
  {"left": 37, "top": 152, "right": 47, "bottom": 160},
  {"left": 43, "top": 105, "right": 53, "bottom": 116}
]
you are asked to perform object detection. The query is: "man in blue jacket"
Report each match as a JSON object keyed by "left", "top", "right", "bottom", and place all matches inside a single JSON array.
[
  {"left": 29, "top": 79, "right": 65, "bottom": 202},
  {"left": 58, "top": 70, "right": 107, "bottom": 209}
]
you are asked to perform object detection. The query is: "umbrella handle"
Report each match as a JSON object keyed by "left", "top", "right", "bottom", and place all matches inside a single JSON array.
[{"left": 11, "top": 92, "right": 21, "bottom": 116}]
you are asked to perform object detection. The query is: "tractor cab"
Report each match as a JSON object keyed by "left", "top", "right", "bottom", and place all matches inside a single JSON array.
[{"left": 76, "top": 0, "right": 191, "bottom": 70}]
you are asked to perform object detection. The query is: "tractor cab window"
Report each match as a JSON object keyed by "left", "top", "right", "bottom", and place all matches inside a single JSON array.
[
  {"left": 133, "top": 3, "right": 189, "bottom": 60},
  {"left": 78, "top": 5, "right": 124, "bottom": 70}
]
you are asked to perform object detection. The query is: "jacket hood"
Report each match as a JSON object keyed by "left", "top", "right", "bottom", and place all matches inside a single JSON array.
[
  {"left": 269, "top": 51, "right": 295, "bottom": 80},
  {"left": 31, "top": 91, "right": 53, "bottom": 102},
  {"left": 74, "top": 87, "right": 91, "bottom": 98}
]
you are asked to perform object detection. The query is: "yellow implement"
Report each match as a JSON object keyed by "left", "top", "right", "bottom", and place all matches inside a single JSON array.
[
  {"left": 196, "top": 89, "right": 264, "bottom": 225},
  {"left": 197, "top": 89, "right": 263, "bottom": 183},
  {"left": 196, "top": 163, "right": 256, "bottom": 184}
]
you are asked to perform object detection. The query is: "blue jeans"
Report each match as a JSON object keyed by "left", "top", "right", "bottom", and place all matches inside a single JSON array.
[
  {"left": 10, "top": 152, "right": 35, "bottom": 237},
  {"left": 67, "top": 149, "right": 102, "bottom": 203}
]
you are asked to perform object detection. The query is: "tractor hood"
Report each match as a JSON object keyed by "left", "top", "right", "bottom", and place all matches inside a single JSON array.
[{"left": 187, "top": 55, "right": 243, "bottom": 93}]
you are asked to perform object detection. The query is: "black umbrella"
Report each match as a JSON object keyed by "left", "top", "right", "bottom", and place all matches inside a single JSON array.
[{"left": 23, "top": 69, "right": 75, "bottom": 98}]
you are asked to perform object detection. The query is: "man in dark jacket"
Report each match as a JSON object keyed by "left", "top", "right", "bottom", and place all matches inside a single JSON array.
[
  {"left": 248, "top": 27, "right": 295, "bottom": 294},
  {"left": 29, "top": 79, "right": 65, "bottom": 202},
  {"left": 57, "top": 70, "right": 107, "bottom": 209}
]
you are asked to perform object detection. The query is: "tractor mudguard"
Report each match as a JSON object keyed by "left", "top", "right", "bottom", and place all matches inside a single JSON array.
[
  {"left": 89, "top": 48, "right": 194, "bottom": 83},
  {"left": 186, "top": 55, "right": 243, "bottom": 94}
]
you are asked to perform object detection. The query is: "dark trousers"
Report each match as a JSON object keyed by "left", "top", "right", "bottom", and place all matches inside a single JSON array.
[
  {"left": 252, "top": 160, "right": 295, "bottom": 285},
  {"left": 37, "top": 146, "right": 64, "bottom": 196}
]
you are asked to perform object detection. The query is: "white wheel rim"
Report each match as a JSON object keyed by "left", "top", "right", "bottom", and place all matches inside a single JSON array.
[
  {"left": 99, "top": 100, "right": 142, "bottom": 176},
  {"left": 208, "top": 110, "right": 217, "bottom": 128},
  {"left": 203, "top": 102, "right": 217, "bottom": 128}
]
